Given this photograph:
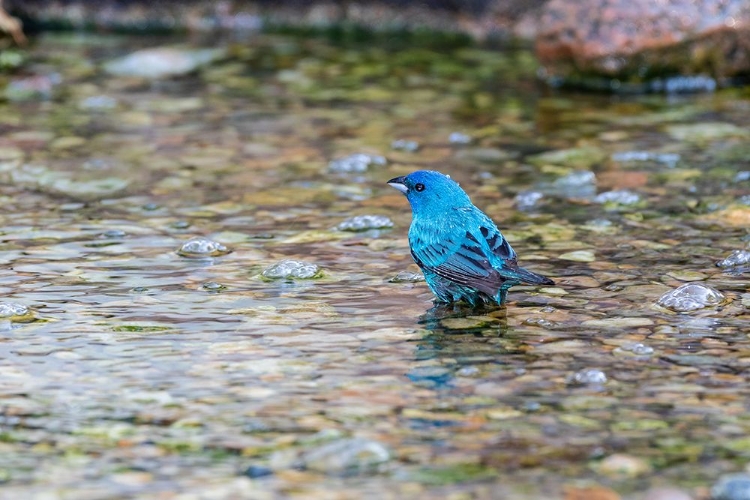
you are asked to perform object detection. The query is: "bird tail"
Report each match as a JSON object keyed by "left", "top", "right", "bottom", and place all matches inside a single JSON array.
[{"left": 513, "top": 266, "right": 554, "bottom": 286}]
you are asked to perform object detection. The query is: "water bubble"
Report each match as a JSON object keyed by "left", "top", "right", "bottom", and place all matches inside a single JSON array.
[
  {"left": 522, "top": 317, "right": 558, "bottom": 329},
  {"left": 717, "top": 249, "right": 750, "bottom": 269},
  {"left": 262, "top": 260, "right": 320, "bottom": 280},
  {"left": 448, "top": 132, "right": 472, "bottom": 144},
  {"left": 594, "top": 190, "right": 641, "bottom": 205},
  {"left": 615, "top": 343, "right": 655, "bottom": 356},
  {"left": 327, "top": 153, "right": 387, "bottom": 173},
  {"left": 337, "top": 215, "right": 393, "bottom": 232},
  {"left": 388, "top": 271, "right": 425, "bottom": 283},
  {"left": 202, "top": 281, "right": 225, "bottom": 291},
  {"left": 391, "top": 139, "right": 419, "bottom": 152},
  {"left": 515, "top": 191, "right": 543, "bottom": 211},
  {"left": 571, "top": 368, "right": 607, "bottom": 385},
  {"left": 0, "top": 302, "right": 29, "bottom": 319},
  {"left": 177, "top": 237, "right": 231, "bottom": 258},
  {"left": 657, "top": 283, "right": 725, "bottom": 312}
]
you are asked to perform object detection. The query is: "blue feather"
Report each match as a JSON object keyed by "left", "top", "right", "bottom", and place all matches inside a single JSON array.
[{"left": 388, "top": 170, "right": 554, "bottom": 306}]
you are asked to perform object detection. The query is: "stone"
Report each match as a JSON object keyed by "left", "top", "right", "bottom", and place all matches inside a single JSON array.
[
  {"left": 104, "top": 47, "right": 225, "bottom": 79},
  {"left": 536, "top": 0, "right": 750, "bottom": 86}
]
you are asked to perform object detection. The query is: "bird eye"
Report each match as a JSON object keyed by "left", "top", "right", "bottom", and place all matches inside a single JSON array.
[{"left": 414, "top": 183, "right": 425, "bottom": 192}]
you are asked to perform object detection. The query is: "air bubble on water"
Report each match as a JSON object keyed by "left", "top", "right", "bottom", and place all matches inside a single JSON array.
[
  {"left": 515, "top": 191, "right": 543, "bottom": 211},
  {"left": 337, "top": 215, "right": 394, "bottom": 232},
  {"left": 657, "top": 283, "right": 725, "bottom": 312},
  {"left": 0, "top": 302, "right": 29, "bottom": 319},
  {"left": 177, "top": 237, "right": 231, "bottom": 258},
  {"left": 571, "top": 368, "right": 608, "bottom": 385},
  {"left": 262, "top": 260, "right": 320, "bottom": 280},
  {"left": 717, "top": 249, "right": 750, "bottom": 269}
]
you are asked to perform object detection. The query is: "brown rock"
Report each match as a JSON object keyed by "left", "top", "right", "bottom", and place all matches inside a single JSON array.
[{"left": 536, "top": 0, "right": 750, "bottom": 82}]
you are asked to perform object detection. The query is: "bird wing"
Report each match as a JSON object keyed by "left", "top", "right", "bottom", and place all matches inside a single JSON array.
[
  {"left": 410, "top": 212, "right": 517, "bottom": 296},
  {"left": 411, "top": 208, "right": 551, "bottom": 293}
]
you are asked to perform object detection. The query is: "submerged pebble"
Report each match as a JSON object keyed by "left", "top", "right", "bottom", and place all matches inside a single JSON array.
[
  {"left": 594, "top": 190, "right": 641, "bottom": 206},
  {"left": 300, "top": 438, "right": 391, "bottom": 474},
  {"left": 176, "top": 237, "right": 230, "bottom": 258},
  {"left": 711, "top": 473, "right": 750, "bottom": 500},
  {"left": 391, "top": 139, "right": 419, "bottom": 152},
  {"left": 79, "top": 95, "right": 118, "bottom": 110},
  {"left": 262, "top": 260, "right": 320, "bottom": 280},
  {"left": 551, "top": 170, "right": 597, "bottom": 199},
  {"left": 571, "top": 368, "right": 607, "bottom": 385},
  {"left": 515, "top": 191, "right": 544, "bottom": 211},
  {"left": 337, "top": 215, "right": 393, "bottom": 232},
  {"left": 388, "top": 271, "right": 425, "bottom": 283},
  {"left": 448, "top": 132, "right": 472, "bottom": 144},
  {"left": 104, "top": 47, "right": 225, "bottom": 79},
  {"left": 614, "top": 343, "right": 655, "bottom": 356},
  {"left": 327, "top": 153, "right": 386, "bottom": 173},
  {"left": 657, "top": 283, "right": 725, "bottom": 312},
  {"left": 717, "top": 250, "right": 750, "bottom": 269}
]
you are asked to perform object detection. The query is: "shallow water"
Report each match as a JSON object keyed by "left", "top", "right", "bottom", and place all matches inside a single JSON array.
[{"left": 0, "top": 32, "right": 749, "bottom": 499}]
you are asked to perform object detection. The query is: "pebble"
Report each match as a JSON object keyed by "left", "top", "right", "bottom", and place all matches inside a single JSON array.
[
  {"left": 261, "top": 260, "right": 320, "bottom": 280},
  {"left": 583, "top": 317, "right": 653, "bottom": 328},
  {"left": 299, "top": 438, "right": 391, "bottom": 474},
  {"left": 597, "top": 453, "right": 651, "bottom": 478},
  {"left": 613, "top": 343, "right": 654, "bottom": 356},
  {"left": 657, "top": 283, "right": 725, "bottom": 312},
  {"left": 593, "top": 190, "right": 641, "bottom": 206},
  {"left": 711, "top": 473, "right": 750, "bottom": 500},
  {"left": 176, "top": 237, "right": 231, "bottom": 258},
  {"left": 337, "top": 215, "right": 393, "bottom": 232},
  {"left": 79, "top": 95, "right": 118, "bottom": 110},
  {"left": 104, "top": 47, "right": 225, "bottom": 79},
  {"left": 559, "top": 250, "right": 596, "bottom": 262},
  {"left": 553, "top": 171, "right": 597, "bottom": 198},
  {"left": 515, "top": 191, "right": 544, "bottom": 211},
  {"left": 611, "top": 151, "right": 680, "bottom": 167},
  {"left": 327, "top": 153, "right": 386, "bottom": 173},
  {"left": 448, "top": 132, "right": 472, "bottom": 144},
  {"left": 717, "top": 250, "right": 750, "bottom": 269},
  {"left": 244, "top": 465, "right": 273, "bottom": 479},
  {"left": 391, "top": 139, "right": 419, "bottom": 152}
]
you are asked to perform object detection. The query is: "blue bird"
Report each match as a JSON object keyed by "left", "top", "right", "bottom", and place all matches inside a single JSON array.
[{"left": 388, "top": 170, "right": 554, "bottom": 306}]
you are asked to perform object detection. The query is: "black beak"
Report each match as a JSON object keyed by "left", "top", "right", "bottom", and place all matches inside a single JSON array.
[{"left": 387, "top": 176, "right": 408, "bottom": 194}]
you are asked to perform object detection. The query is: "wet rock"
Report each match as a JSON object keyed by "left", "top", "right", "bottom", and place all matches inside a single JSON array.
[
  {"left": 1, "top": 163, "right": 129, "bottom": 200},
  {"left": 391, "top": 139, "right": 419, "bottom": 152},
  {"left": 666, "top": 270, "right": 708, "bottom": 282},
  {"left": 536, "top": 0, "right": 750, "bottom": 83},
  {"left": 515, "top": 191, "right": 544, "bottom": 211},
  {"left": 666, "top": 123, "right": 750, "bottom": 142},
  {"left": 657, "top": 283, "right": 726, "bottom": 312},
  {"left": 563, "top": 484, "right": 621, "bottom": 500},
  {"left": 455, "top": 147, "right": 515, "bottom": 163},
  {"left": 570, "top": 368, "right": 607, "bottom": 385},
  {"left": 711, "top": 473, "right": 750, "bottom": 500},
  {"left": 717, "top": 250, "right": 750, "bottom": 269},
  {"left": 583, "top": 317, "right": 653, "bottom": 328},
  {"left": 5, "top": 73, "right": 61, "bottom": 101},
  {"left": 202, "top": 281, "right": 225, "bottom": 291},
  {"left": 448, "top": 132, "right": 472, "bottom": 144},
  {"left": 261, "top": 260, "right": 320, "bottom": 280},
  {"left": 388, "top": 271, "right": 425, "bottom": 283},
  {"left": 299, "top": 438, "right": 390, "bottom": 474},
  {"left": 611, "top": 151, "right": 680, "bottom": 168},
  {"left": 104, "top": 47, "right": 226, "bottom": 79},
  {"left": 337, "top": 215, "right": 393, "bottom": 232},
  {"left": 593, "top": 190, "right": 641, "bottom": 206},
  {"left": 597, "top": 453, "right": 651, "bottom": 479},
  {"left": 327, "top": 153, "right": 386, "bottom": 173},
  {"left": 549, "top": 170, "right": 597, "bottom": 199},
  {"left": 559, "top": 250, "right": 596, "bottom": 262},
  {"left": 176, "top": 237, "right": 230, "bottom": 258}
]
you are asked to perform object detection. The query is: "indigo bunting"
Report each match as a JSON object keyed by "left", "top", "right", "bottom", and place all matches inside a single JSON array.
[{"left": 388, "top": 170, "right": 554, "bottom": 306}]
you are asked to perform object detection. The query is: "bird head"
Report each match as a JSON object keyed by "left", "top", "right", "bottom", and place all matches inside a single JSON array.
[{"left": 387, "top": 170, "right": 472, "bottom": 214}]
